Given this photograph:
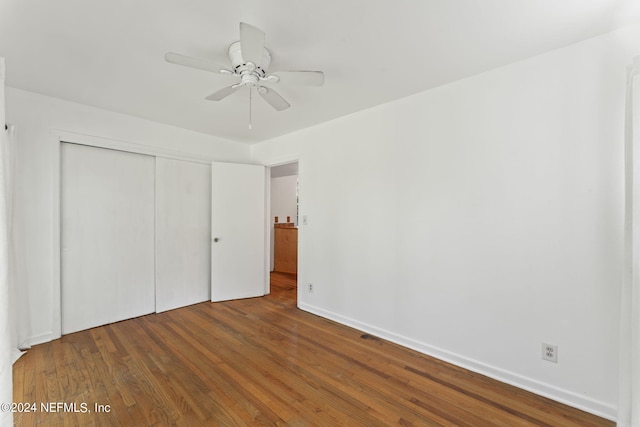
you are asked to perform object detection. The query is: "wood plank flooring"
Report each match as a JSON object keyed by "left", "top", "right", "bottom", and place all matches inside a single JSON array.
[{"left": 13, "top": 272, "right": 614, "bottom": 426}]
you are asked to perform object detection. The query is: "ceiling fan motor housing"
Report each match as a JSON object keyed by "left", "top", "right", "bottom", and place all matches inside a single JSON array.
[{"left": 228, "top": 41, "right": 271, "bottom": 82}]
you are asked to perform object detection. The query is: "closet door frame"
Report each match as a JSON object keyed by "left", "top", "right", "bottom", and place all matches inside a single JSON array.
[{"left": 51, "top": 130, "right": 217, "bottom": 340}]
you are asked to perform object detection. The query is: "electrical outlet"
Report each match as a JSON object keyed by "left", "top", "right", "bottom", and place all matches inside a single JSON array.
[
  {"left": 308, "top": 283, "right": 313, "bottom": 293},
  {"left": 302, "top": 215, "right": 308, "bottom": 226},
  {"left": 542, "top": 343, "right": 558, "bottom": 363}
]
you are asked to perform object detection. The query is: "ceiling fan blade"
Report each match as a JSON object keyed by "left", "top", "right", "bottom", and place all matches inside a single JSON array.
[
  {"left": 165, "top": 52, "right": 231, "bottom": 74},
  {"left": 205, "top": 85, "right": 241, "bottom": 101},
  {"left": 258, "top": 87, "right": 290, "bottom": 111},
  {"left": 272, "top": 71, "right": 324, "bottom": 86},
  {"left": 239, "top": 22, "right": 265, "bottom": 67}
]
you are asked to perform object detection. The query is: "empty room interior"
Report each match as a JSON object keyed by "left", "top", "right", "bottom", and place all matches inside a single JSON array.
[{"left": 2, "top": 0, "right": 640, "bottom": 425}]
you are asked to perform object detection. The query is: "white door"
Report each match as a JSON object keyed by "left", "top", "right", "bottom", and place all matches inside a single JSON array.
[
  {"left": 211, "top": 162, "right": 266, "bottom": 301},
  {"left": 61, "top": 143, "right": 155, "bottom": 334},
  {"left": 155, "top": 158, "right": 211, "bottom": 312}
]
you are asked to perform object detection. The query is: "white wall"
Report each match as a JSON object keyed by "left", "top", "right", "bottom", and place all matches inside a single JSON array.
[
  {"left": 271, "top": 175, "right": 298, "bottom": 226},
  {"left": 270, "top": 174, "right": 298, "bottom": 270},
  {"left": 252, "top": 24, "right": 640, "bottom": 419},
  {"left": 6, "top": 87, "right": 251, "bottom": 347}
]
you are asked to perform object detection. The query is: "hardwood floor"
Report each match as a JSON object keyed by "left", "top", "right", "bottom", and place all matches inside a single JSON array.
[{"left": 13, "top": 272, "right": 613, "bottom": 426}]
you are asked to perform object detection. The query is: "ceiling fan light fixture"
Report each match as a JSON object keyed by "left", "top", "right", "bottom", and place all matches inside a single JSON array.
[{"left": 241, "top": 74, "right": 259, "bottom": 87}]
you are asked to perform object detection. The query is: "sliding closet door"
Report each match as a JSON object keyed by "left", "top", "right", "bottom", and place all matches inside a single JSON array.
[
  {"left": 61, "top": 143, "right": 155, "bottom": 334},
  {"left": 155, "top": 158, "right": 211, "bottom": 312}
]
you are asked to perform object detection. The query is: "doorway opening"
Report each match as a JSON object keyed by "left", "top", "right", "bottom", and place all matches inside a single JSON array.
[{"left": 269, "top": 161, "right": 299, "bottom": 304}]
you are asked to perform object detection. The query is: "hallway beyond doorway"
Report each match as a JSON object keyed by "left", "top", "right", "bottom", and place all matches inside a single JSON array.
[{"left": 270, "top": 271, "right": 297, "bottom": 305}]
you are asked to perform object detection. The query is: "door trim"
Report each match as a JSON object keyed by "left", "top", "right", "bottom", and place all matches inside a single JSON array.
[
  {"left": 266, "top": 157, "right": 301, "bottom": 299},
  {"left": 53, "top": 130, "right": 217, "bottom": 164}
]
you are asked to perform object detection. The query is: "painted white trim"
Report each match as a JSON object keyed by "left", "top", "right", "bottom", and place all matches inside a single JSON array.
[
  {"left": 22, "top": 331, "right": 54, "bottom": 348},
  {"left": 264, "top": 166, "right": 271, "bottom": 294},
  {"left": 11, "top": 349, "right": 25, "bottom": 364},
  {"left": 53, "top": 129, "right": 217, "bottom": 165},
  {"left": 296, "top": 159, "right": 303, "bottom": 288},
  {"left": 51, "top": 138, "right": 62, "bottom": 340},
  {"left": 298, "top": 302, "right": 617, "bottom": 422},
  {"left": 265, "top": 155, "right": 302, "bottom": 169},
  {"left": 265, "top": 156, "right": 301, "bottom": 296}
]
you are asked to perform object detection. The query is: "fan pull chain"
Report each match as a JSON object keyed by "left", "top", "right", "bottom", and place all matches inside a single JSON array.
[{"left": 248, "top": 88, "right": 253, "bottom": 130}]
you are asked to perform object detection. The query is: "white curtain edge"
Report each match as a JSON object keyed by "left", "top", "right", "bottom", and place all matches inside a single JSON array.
[
  {"left": 620, "top": 55, "right": 640, "bottom": 427},
  {"left": 0, "top": 55, "right": 14, "bottom": 427}
]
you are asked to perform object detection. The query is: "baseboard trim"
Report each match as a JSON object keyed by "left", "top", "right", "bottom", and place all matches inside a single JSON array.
[
  {"left": 11, "top": 349, "right": 25, "bottom": 364},
  {"left": 22, "top": 332, "right": 54, "bottom": 348},
  {"left": 298, "top": 302, "right": 617, "bottom": 422}
]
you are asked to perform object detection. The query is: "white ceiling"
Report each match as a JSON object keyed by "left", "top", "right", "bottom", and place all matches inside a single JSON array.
[{"left": 1, "top": 0, "right": 639, "bottom": 144}]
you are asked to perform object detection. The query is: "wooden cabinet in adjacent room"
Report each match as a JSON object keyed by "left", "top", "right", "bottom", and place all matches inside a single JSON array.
[{"left": 274, "top": 224, "right": 298, "bottom": 274}]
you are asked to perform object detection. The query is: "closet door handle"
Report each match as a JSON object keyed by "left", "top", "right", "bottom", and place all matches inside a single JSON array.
[{"left": 213, "top": 237, "right": 220, "bottom": 243}]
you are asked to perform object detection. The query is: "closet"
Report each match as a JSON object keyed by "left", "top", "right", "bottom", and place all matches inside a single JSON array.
[{"left": 61, "top": 143, "right": 211, "bottom": 334}]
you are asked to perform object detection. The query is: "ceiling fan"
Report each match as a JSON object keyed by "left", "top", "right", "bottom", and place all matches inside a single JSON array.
[{"left": 165, "top": 22, "right": 324, "bottom": 112}]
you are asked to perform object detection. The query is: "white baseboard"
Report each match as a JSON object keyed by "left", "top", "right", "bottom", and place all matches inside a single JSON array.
[
  {"left": 298, "top": 302, "right": 617, "bottom": 422},
  {"left": 22, "top": 331, "right": 54, "bottom": 348},
  {"left": 11, "top": 332, "right": 53, "bottom": 364},
  {"left": 11, "top": 349, "right": 25, "bottom": 364}
]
